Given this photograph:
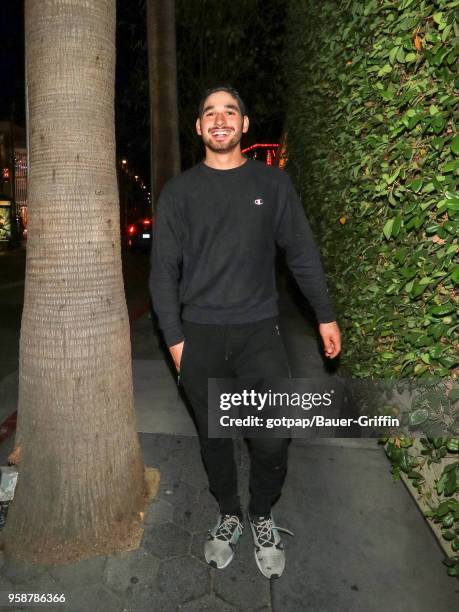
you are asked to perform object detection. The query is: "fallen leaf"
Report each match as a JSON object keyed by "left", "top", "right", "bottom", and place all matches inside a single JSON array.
[{"left": 8, "top": 445, "right": 22, "bottom": 465}]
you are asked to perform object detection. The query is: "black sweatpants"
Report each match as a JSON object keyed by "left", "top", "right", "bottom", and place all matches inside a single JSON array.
[{"left": 179, "top": 316, "right": 291, "bottom": 517}]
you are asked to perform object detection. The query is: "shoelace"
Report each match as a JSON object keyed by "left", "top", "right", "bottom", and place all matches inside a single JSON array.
[
  {"left": 251, "top": 516, "right": 294, "bottom": 547},
  {"left": 213, "top": 514, "right": 244, "bottom": 542}
]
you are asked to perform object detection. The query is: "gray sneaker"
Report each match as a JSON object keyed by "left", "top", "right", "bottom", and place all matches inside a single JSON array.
[
  {"left": 249, "top": 513, "right": 294, "bottom": 579},
  {"left": 204, "top": 514, "right": 244, "bottom": 569}
]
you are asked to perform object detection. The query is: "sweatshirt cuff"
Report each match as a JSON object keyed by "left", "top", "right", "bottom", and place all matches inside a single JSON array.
[
  {"left": 316, "top": 307, "right": 336, "bottom": 324},
  {"left": 163, "top": 325, "right": 185, "bottom": 348}
]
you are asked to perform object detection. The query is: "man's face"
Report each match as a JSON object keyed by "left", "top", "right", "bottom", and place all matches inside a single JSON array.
[{"left": 196, "top": 91, "right": 249, "bottom": 154}]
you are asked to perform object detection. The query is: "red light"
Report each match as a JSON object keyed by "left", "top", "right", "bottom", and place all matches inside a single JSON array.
[
  {"left": 128, "top": 225, "right": 136, "bottom": 234},
  {"left": 241, "top": 143, "right": 279, "bottom": 154},
  {"left": 143, "top": 219, "right": 151, "bottom": 225}
]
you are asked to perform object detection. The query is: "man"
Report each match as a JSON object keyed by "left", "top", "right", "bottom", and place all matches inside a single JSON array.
[{"left": 150, "top": 85, "right": 341, "bottom": 579}]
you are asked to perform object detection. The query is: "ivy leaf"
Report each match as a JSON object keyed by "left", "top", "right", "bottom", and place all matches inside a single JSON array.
[
  {"left": 425, "top": 223, "right": 439, "bottom": 234},
  {"left": 396, "top": 47, "right": 406, "bottom": 63},
  {"left": 433, "top": 12, "right": 446, "bottom": 26},
  {"left": 411, "top": 281, "right": 428, "bottom": 298},
  {"left": 450, "top": 267, "right": 459, "bottom": 285},
  {"left": 421, "top": 182, "right": 435, "bottom": 193},
  {"left": 440, "top": 356, "right": 459, "bottom": 369},
  {"left": 430, "top": 324, "right": 447, "bottom": 340},
  {"left": 429, "top": 304, "right": 455, "bottom": 316},
  {"left": 408, "top": 178, "right": 422, "bottom": 192},
  {"left": 392, "top": 215, "right": 402, "bottom": 237},
  {"left": 442, "top": 513, "right": 454, "bottom": 528},
  {"left": 409, "top": 408, "right": 429, "bottom": 426},
  {"left": 436, "top": 501, "right": 451, "bottom": 516},
  {"left": 446, "top": 199, "right": 459, "bottom": 213},
  {"left": 443, "top": 221, "right": 457, "bottom": 234},
  {"left": 389, "top": 46, "right": 400, "bottom": 65},
  {"left": 428, "top": 344, "right": 443, "bottom": 359},
  {"left": 446, "top": 439, "right": 459, "bottom": 452},
  {"left": 378, "top": 63, "right": 393, "bottom": 76},
  {"left": 406, "top": 113, "right": 423, "bottom": 129},
  {"left": 451, "top": 134, "right": 459, "bottom": 156},
  {"left": 387, "top": 167, "right": 401, "bottom": 185},
  {"left": 383, "top": 218, "right": 394, "bottom": 240},
  {"left": 442, "top": 160, "right": 459, "bottom": 173},
  {"left": 444, "top": 468, "right": 458, "bottom": 496},
  {"left": 407, "top": 470, "right": 424, "bottom": 480}
]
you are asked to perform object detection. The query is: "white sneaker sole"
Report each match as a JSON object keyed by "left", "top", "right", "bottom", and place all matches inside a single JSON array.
[
  {"left": 253, "top": 548, "right": 283, "bottom": 579},
  {"left": 205, "top": 549, "right": 235, "bottom": 570}
]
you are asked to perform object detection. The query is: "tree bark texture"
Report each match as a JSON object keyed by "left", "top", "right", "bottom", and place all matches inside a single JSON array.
[
  {"left": 4, "top": 0, "right": 146, "bottom": 564},
  {"left": 147, "top": 0, "right": 181, "bottom": 207}
]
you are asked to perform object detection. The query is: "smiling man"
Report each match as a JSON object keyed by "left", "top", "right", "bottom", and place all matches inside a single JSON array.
[
  {"left": 150, "top": 85, "right": 341, "bottom": 579},
  {"left": 197, "top": 92, "right": 248, "bottom": 154}
]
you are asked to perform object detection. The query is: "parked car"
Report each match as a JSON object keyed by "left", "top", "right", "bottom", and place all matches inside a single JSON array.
[{"left": 126, "top": 217, "right": 154, "bottom": 252}]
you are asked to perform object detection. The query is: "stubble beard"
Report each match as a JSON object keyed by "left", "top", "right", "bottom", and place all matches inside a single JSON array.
[{"left": 202, "top": 130, "right": 242, "bottom": 154}]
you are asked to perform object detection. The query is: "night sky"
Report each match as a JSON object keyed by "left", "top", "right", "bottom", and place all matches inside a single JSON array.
[{"left": 0, "top": 3, "right": 25, "bottom": 125}]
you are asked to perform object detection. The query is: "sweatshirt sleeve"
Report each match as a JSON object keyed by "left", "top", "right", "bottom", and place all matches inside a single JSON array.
[
  {"left": 275, "top": 173, "right": 336, "bottom": 324},
  {"left": 149, "top": 184, "right": 184, "bottom": 347}
]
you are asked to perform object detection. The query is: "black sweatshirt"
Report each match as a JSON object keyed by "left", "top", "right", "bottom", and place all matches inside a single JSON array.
[{"left": 150, "top": 159, "right": 336, "bottom": 347}]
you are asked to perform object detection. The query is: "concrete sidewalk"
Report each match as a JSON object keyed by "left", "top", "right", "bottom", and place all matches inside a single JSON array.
[{"left": 0, "top": 287, "right": 457, "bottom": 610}]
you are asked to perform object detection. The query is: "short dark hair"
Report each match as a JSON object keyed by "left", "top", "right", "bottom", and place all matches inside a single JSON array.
[{"left": 198, "top": 84, "right": 247, "bottom": 118}]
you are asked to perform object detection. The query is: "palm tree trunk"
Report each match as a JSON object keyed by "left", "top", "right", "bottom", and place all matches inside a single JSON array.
[
  {"left": 4, "top": 0, "right": 146, "bottom": 564},
  {"left": 147, "top": 0, "right": 181, "bottom": 207}
]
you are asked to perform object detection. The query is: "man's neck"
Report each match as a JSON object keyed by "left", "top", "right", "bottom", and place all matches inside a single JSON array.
[{"left": 203, "top": 148, "right": 247, "bottom": 170}]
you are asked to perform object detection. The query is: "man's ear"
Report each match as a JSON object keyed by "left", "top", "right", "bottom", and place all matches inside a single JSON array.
[
  {"left": 242, "top": 116, "right": 249, "bottom": 134},
  {"left": 196, "top": 117, "right": 202, "bottom": 136}
]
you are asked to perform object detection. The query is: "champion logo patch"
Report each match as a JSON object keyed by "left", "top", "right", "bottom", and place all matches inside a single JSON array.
[{"left": 254, "top": 198, "right": 264, "bottom": 206}]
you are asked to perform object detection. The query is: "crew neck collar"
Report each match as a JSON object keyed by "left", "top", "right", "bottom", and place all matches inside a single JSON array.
[{"left": 200, "top": 157, "right": 251, "bottom": 175}]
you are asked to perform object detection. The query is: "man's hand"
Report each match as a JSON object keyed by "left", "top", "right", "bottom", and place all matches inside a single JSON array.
[
  {"left": 169, "top": 340, "right": 185, "bottom": 371},
  {"left": 319, "top": 321, "right": 341, "bottom": 359}
]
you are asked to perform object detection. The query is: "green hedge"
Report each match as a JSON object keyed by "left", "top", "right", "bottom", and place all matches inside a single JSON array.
[
  {"left": 284, "top": 0, "right": 458, "bottom": 577},
  {"left": 284, "top": 0, "right": 458, "bottom": 379},
  {"left": 384, "top": 436, "right": 459, "bottom": 576}
]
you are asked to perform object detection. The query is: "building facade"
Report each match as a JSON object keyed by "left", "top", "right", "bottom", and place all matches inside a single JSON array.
[{"left": 0, "top": 121, "right": 27, "bottom": 248}]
